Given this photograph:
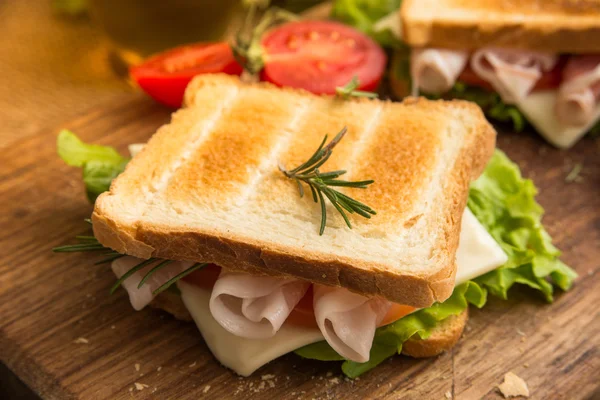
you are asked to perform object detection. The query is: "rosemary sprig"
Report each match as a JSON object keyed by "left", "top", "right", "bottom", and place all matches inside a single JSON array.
[
  {"left": 53, "top": 226, "right": 209, "bottom": 296},
  {"left": 109, "top": 258, "right": 158, "bottom": 295},
  {"left": 138, "top": 260, "right": 173, "bottom": 289},
  {"left": 279, "top": 126, "right": 376, "bottom": 235},
  {"left": 335, "top": 76, "right": 378, "bottom": 100},
  {"left": 152, "top": 263, "right": 208, "bottom": 295}
]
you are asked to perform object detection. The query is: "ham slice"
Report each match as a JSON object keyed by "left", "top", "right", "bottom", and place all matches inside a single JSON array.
[
  {"left": 411, "top": 48, "right": 469, "bottom": 95},
  {"left": 556, "top": 55, "right": 600, "bottom": 127},
  {"left": 112, "top": 256, "right": 193, "bottom": 311},
  {"left": 209, "top": 271, "right": 310, "bottom": 339},
  {"left": 470, "top": 48, "right": 557, "bottom": 104},
  {"left": 313, "top": 285, "right": 391, "bottom": 363}
]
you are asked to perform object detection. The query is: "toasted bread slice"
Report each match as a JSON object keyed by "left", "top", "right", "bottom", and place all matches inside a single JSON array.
[
  {"left": 402, "top": 309, "right": 468, "bottom": 358},
  {"left": 93, "top": 74, "right": 495, "bottom": 308},
  {"left": 401, "top": 0, "right": 600, "bottom": 54}
]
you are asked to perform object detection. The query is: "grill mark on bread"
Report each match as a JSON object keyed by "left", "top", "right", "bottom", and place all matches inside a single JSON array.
[
  {"left": 246, "top": 99, "right": 384, "bottom": 234},
  {"left": 235, "top": 98, "right": 312, "bottom": 207},
  {"left": 164, "top": 87, "right": 305, "bottom": 206}
]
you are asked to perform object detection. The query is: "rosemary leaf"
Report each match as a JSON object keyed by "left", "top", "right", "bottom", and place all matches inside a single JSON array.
[
  {"left": 317, "top": 190, "right": 327, "bottom": 235},
  {"left": 52, "top": 244, "right": 106, "bottom": 252},
  {"left": 110, "top": 258, "right": 158, "bottom": 295},
  {"left": 153, "top": 263, "right": 208, "bottom": 295},
  {"left": 336, "top": 76, "right": 378, "bottom": 100},
  {"left": 76, "top": 235, "right": 99, "bottom": 242},
  {"left": 94, "top": 253, "right": 125, "bottom": 265},
  {"left": 138, "top": 260, "right": 173, "bottom": 289}
]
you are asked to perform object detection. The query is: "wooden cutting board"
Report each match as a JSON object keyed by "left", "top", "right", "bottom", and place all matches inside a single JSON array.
[{"left": 1, "top": 94, "right": 599, "bottom": 400}]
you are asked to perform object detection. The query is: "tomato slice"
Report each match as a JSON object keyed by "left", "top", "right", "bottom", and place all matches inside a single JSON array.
[
  {"left": 130, "top": 42, "right": 243, "bottom": 108},
  {"left": 285, "top": 286, "right": 415, "bottom": 329},
  {"left": 260, "top": 21, "right": 387, "bottom": 95},
  {"left": 182, "top": 264, "right": 222, "bottom": 289}
]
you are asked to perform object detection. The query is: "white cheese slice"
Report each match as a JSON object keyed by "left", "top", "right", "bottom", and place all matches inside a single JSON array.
[
  {"left": 177, "top": 208, "right": 506, "bottom": 376},
  {"left": 455, "top": 208, "right": 508, "bottom": 284},
  {"left": 179, "top": 280, "right": 324, "bottom": 377},
  {"left": 516, "top": 90, "right": 600, "bottom": 149}
]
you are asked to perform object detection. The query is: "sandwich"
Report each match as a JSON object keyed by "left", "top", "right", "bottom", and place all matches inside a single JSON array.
[
  {"left": 329, "top": 0, "right": 600, "bottom": 149},
  {"left": 55, "top": 74, "right": 575, "bottom": 378}
]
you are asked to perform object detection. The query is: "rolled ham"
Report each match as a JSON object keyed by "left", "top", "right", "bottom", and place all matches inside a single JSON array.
[
  {"left": 313, "top": 285, "right": 391, "bottom": 363},
  {"left": 112, "top": 256, "right": 193, "bottom": 311},
  {"left": 470, "top": 48, "right": 557, "bottom": 104},
  {"left": 556, "top": 55, "right": 600, "bottom": 127},
  {"left": 411, "top": 48, "right": 469, "bottom": 95},
  {"left": 209, "top": 271, "right": 310, "bottom": 339}
]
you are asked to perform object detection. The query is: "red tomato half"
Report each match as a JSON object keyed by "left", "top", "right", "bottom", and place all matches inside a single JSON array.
[
  {"left": 130, "top": 42, "right": 243, "bottom": 108},
  {"left": 260, "top": 21, "right": 387, "bottom": 94}
]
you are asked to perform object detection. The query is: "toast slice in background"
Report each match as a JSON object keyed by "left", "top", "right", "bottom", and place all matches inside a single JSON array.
[
  {"left": 93, "top": 74, "right": 495, "bottom": 308},
  {"left": 401, "top": 0, "right": 600, "bottom": 53}
]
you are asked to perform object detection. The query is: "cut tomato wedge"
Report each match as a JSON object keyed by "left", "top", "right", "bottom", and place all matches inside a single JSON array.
[
  {"left": 182, "top": 264, "right": 222, "bottom": 290},
  {"left": 260, "top": 21, "right": 386, "bottom": 94},
  {"left": 130, "top": 42, "right": 243, "bottom": 108}
]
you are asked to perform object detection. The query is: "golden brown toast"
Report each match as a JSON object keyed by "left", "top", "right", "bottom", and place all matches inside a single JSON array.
[
  {"left": 401, "top": 0, "right": 600, "bottom": 53},
  {"left": 92, "top": 74, "right": 495, "bottom": 308}
]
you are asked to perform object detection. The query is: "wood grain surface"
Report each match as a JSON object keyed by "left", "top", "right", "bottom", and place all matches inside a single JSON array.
[{"left": 1, "top": 95, "right": 599, "bottom": 400}]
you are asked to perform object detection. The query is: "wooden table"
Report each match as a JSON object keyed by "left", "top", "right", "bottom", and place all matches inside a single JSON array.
[{"left": 1, "top": 92, "right": 599, "bottom": 399}]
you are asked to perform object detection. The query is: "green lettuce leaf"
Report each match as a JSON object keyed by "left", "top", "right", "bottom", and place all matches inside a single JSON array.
[
  {"left": 296, "top": 150, "right": 576, "bottom": 377},
  {"left": 330, "top": 0, "right": 402, "bottom": 47},
  {"left": 469, "top": 150, "right": 577, "bottom": 300},
  {"left": 446, "top": 83, "right": 528, "bottom": 133},
  {"left": 57, "top": 130, "right": 129, "bottom": 202},
  {"left": 296, "top": 281, "right": 486, "bottom": 378}
]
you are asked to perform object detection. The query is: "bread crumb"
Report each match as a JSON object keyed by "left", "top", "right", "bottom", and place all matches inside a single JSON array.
[
  {"left": 523, "top": 363, "right": 529, "bottom": 368},
  {"left": 189, "top": 361, "right": 197, "bottom": 368},
  {"left": 135, "top": 363, "right": 140, "bottom": 372},
  {"left": 520, "top": 336, "right": 526, "bottom": 343},
  {"left": 134, "top": 382, "right": 149, "bottom": 391},
  {"left": 203, "top": 385, "right": 211, "bottom": 393},
  {"left": 445, "top": 391, "right": 452, "bottom": 399},
  {"left": 498, "top": 372, "right": 529, "bottom": 398},
  {"left": 111, "top": 325, "right": 115, "bottom": 329},
  {"left": 326, "top": 371, "right": 333, "bottom": 377},
  {"left": 519, "top": 347, "right": 525, "bottom": 353},
  {"left": 322, "top": 274, "right": 327, "bottom": 278},
  {"left": 73, "top": 337, "right": 89, "bottom": 344},
  {"left": 329, "top": 377, "right": 340, "bottom": 385},
  {"left": 261, "top": 374, "right": 276, "bottom": 380},
  {"left": 139, "top": 373, "right": 144, "bottom": 377},
  {"left": 157, "top": 366, "right": 162, "bottom": 372},
  {"left": 516, "top": 329, "right": 525, "bottom": 336}
]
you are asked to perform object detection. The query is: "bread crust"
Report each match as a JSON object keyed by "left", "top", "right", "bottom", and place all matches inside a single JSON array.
[
  {"left": 402, "top": 308, "right": 468, "bottom": 358},
  {"left": 401, "top": 0, "right": 600, "bottom": 53},
  {"left": 93, "top": 75, "right": 496, "bottom": 309}
]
